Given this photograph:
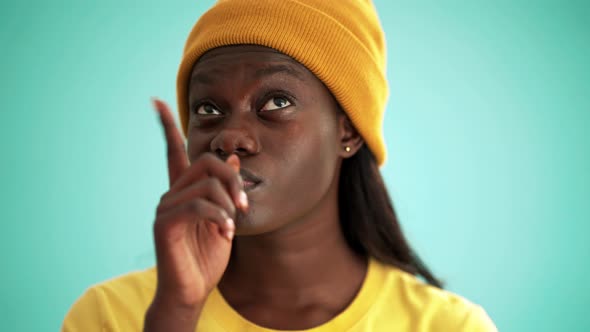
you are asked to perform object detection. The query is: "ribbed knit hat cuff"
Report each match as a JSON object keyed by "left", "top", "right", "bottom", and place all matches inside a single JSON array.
[{"left": 177, "top": 0, "right": 388, "bottom": 165}]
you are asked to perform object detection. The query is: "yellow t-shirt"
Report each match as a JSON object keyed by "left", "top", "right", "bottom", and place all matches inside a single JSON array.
[{"left": 62, "top": 258, "right": 497, "bottom": 331}]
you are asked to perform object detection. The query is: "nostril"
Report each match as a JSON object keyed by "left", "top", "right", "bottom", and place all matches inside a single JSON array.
[
  {"left": 215, "top": 148, "right": 228, "bottom": 159},
  {"left": 235, "top": 147, "right": 248, "bottom": 154},
  {"left": 210, "top": 129, "right": 259, "bottom": 158}
]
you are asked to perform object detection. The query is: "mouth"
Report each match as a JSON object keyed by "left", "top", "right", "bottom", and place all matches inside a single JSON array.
[{"left": 240, "top": 168, "right": 263, "bottom": 192}]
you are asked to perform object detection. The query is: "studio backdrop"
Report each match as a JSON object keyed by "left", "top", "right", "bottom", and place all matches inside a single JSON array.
[{"left": 1, "top": 1, "right": 588, "bottom": 331}]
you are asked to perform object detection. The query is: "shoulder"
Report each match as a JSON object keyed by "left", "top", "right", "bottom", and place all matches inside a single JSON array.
[
  {"left": 372, "top": 260, "right": 497, "bottom": 332},
  {"left": 61, "top": 267, "right": 157, "bottom": 331},
  {"left": 94, "top": 266, "right": 157, "bottom": 301}
]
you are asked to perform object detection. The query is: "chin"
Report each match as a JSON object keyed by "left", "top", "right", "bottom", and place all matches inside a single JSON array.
[{"left": 233, "top": 210, "right": 288, "bottom": 236}]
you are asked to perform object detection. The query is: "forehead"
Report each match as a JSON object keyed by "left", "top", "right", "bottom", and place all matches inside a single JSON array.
[{"left": 190, "top": 45, "right": 313, "bottom": 82}]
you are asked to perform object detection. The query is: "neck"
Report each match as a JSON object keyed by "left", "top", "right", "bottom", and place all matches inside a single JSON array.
[
  {"left": 229, "top": 217, "right": 365, "bottom": 293},
  {"left": 219, "top": 181, "right": 367, "bottom": 306}
]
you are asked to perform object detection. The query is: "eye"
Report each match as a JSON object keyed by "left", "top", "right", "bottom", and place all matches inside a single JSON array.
[
  {"left": 260, "top": 96, "right": 292, "bottom": 112},
  {"left": 195, "top": 103, "right": 222, "bottom": 116}
]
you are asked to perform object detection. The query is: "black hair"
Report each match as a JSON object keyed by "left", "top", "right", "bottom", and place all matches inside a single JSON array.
[{"left": 339, "top": 144, "right": 444, "bottom": 288}]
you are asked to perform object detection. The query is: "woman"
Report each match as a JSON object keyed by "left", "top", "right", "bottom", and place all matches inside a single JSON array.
[{"left": 63, "top": 0, "right": 497, "bottom": 331}]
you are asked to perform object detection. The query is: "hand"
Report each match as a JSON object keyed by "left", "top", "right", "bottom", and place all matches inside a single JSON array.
[{"left": 149, "top": 98, "right": 248, "bottom": 313}]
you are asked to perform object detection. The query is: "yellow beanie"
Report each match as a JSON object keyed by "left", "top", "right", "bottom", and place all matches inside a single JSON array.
[{"left": 176, "top": 0, "right": 389, "bottom": 166}]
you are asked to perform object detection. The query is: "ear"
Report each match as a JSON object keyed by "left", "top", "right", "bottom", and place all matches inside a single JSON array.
[{"left": 338, "top": 112, "right": 364, "bottom": 159}]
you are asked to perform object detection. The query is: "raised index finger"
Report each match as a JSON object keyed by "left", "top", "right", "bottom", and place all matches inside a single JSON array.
[{"left": 152, "top": 98, "right": 190, "bottom": 187}]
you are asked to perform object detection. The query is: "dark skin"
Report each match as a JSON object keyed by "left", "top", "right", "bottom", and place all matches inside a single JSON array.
[{"left": 146, "top": 45, "right": 366, "bottom": 331}]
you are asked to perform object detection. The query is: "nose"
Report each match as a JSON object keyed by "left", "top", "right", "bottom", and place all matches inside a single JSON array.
[{"left": 210, "top": 113, "right": 259, "bottom": 159}]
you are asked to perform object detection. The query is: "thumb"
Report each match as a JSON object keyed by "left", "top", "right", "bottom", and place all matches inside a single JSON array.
[{"left": 226, "top": 154, "right": 240, "bottom": 173}]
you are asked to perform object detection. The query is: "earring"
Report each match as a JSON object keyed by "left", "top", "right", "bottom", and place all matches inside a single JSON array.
[{"left": 345, "top": 146, "right": 351, "bottom": 152}]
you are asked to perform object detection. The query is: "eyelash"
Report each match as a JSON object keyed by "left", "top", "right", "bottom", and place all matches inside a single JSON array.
[
  {"left": 192, "top": 91, "right": 295, "bottom": 116},
  {"left": 192, "top": 99, "right": 221, "bottom": 116},
  {"left": 259, "top": 90, "right": 296, "bottom": 111}
]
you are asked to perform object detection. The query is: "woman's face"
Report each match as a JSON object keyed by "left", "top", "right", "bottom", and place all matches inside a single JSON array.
[{"left": 187, "top": 45, "right": 345, "bottom": 235}]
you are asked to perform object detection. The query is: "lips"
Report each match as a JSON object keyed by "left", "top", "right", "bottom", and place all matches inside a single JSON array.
[{"left": 240, "top": 168, "right": 263, "bottom": 192}]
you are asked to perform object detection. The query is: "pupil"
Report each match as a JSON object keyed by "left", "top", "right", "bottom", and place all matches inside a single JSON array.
[{"left": 274, "top": 98, "right": 286, "bottom": 107}]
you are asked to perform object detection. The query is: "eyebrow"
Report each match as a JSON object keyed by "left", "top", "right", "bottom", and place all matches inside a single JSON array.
[{"left": 191, "top": 63, "right": 305, "bottom": 86}]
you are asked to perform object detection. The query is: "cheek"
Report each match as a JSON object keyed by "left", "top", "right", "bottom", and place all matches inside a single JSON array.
[
  {"left": 186, "top": 132, "right": 214, "bottom": 163},
  {"left": 284, "top": 122, "right": 336, "bottom": 184},
  {"left": 259, "top": 115, "right": 339, "bottom": 223}
]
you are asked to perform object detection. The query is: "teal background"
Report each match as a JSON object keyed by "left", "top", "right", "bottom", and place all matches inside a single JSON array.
[{"left": 1, "top": 1, "right": 588, "bottom": 331}]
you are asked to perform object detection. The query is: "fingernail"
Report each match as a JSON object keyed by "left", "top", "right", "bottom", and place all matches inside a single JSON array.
[
  {"left": 225, "top": 230, "right": 234, "bottom": 241},
  {"left": 226, "top": 217, "right": 235, "bottom": 229},
  {"left": 239, "top": 191, "right": 248, "bottom": 209}
]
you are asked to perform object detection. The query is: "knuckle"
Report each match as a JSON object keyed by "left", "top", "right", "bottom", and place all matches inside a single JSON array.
[
  {"left": 203, "top": 177, "right": 223, "bottom": 192},
  {"left": 159, "top": 192, "right": 171, "bottom": 203},
  {"left": 210, "top": 177, "right": 224, "bottom": 188},
  {"left": 156, "top": 191, "right": 174, "bottom": 212}
]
